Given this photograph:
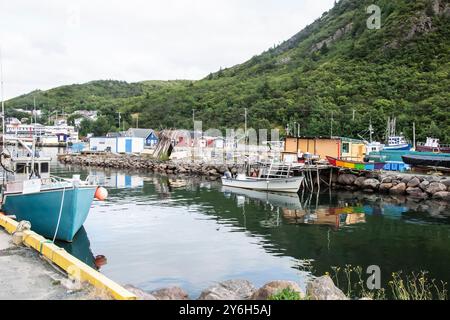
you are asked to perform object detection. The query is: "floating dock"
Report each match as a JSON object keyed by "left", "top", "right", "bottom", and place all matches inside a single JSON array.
[{"left": 0, "top": 213, "right": 137, "bottom": 300}]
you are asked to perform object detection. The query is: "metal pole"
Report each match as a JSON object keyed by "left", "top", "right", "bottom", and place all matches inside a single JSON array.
[
  {"left": 1, "top": 47, "right": 5, "bottom": 148},
  {"left": 413, "top": 122, "right": 416, "bottom": 150}
]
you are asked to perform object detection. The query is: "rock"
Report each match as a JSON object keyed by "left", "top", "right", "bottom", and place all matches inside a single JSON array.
[
  {"left": 419, "top": 180, "right": 430, "bottom": 191},
  {"left": 362, "top": 178, "right": 380, "bottom": 190},
  {"left": 401, "top": 176, "right": 412, "bottom": 184},
  {"left": 151, "top": 287, "right": 189, "bottom": 300},
  {"left": 354, "top": 177, "right": 366, "bottom": 188},
  {"left": 251, "top": 281, "right": 304, "bottom": 300},
  {"left": 389, "top": 182, "right": 406, "bottom": 195},
  {"left": 407, "top": 177, "right": 421, "bottom": 188},
  {"left": 359, "top": 297, "right": 373, "bottom": 300},
  {"left": 432, "top": 191, "right": 450, "bottom": 201},
  {"left": 306, "top": 276, "right": 348, "bottom": 300},
  {"left": 379, "top": 183, "right": 393, "bottom": 192},
  {"left": 199, "top": 280, "right": 256, "bottom": 300},
  {"left": 381, "top": 177, "right": 392, "bottom": 183},
  {"left": 406, "top": 187, "right": 428, "bottom": 199},
  {"left": 426, "top": 182, "right": 447, "bottom": 195},
  {"left": 124, "top": 285, "right": 157, "bottom": 300},
  {"left": 441, "top": 179, "right": 450, "bottom": 188},
  {"left": 337, "top": 174, "right": 357, "bottom": 186}
]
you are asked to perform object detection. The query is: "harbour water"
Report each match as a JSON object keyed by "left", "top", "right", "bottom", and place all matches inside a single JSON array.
[{"left": 51, "top": 156, "right": 450, "bottom": 298}]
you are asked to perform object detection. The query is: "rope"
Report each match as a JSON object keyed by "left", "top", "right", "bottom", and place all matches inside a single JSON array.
[{"left": 52, "top": 184, "right": 66, "bottom": 243}]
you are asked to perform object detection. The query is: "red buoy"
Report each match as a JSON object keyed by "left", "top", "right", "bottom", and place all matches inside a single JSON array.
[{"left": 95, "top": 187, "right": 108, "bottom": 201}]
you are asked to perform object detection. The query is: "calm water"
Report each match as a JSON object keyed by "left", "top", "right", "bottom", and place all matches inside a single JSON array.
[{"left": 52, "top": 160, "right": 450, "bottom": 298}]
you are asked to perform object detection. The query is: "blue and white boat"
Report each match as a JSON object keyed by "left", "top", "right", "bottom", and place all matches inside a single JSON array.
[
  {"left": 0, "top": 140, "right": 99, "bottom": 242},
  {"left": 384, "top": 135, "right": 411, "bottom": 151}
]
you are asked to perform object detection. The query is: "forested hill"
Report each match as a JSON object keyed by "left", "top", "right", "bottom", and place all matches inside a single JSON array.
[{"left": 6, "top": 0, "right": 450, "bottom": 142}]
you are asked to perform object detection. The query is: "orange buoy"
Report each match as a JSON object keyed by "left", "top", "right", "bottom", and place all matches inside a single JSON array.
[{"left": 95, "top": 187, "right": 108, "bottom": 201}]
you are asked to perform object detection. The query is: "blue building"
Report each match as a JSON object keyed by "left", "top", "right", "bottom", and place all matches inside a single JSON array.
[{"left": 125, "top": 128, "right": 159, "bottom": 147}]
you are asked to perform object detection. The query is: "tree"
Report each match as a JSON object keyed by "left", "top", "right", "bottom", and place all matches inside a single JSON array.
[{"left": 92, "top": 116, "right": 111, "bottom": 137}]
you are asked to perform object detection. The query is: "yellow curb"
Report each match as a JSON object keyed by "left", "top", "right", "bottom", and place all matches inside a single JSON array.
[{"left": 0, "top": 214, "right": 137, "bottom": 300}]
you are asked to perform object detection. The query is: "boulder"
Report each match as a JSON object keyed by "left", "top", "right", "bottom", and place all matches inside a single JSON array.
[
  {"left": 419, "top": 180, "right": 430, "bottom": 191},
  {"left": 407, "top": 177, "right": 421, "bottom": 188},
  {"left": 379, "top": 183, "right": 393, "bottom": 192},
  {"left": 306, "top": 276, "right": 348, "bottom": 300},
  {"left": 251, "top": 280, "right": 304, "bottom": 300},
  {"left": 440, "top": 179, "right": 450, "bottom": 188},
  {"left": 354, "top": 177, "right": 367, "bottom": 188},
  {"left": 151, "top": 287, "right": 189, "bottom": 300},
  {"left": 401, "top": 176, "right": 412, "bottom": 184},
  {"left": 362, "top": 178, "right": 380, "bottom": 190},
  {"left": 406, "top": 187, "right": 428, "bottom": 199},
  {"left": 124, "top": 285, "right": 157, "bottom": 300},
  {"left": 199, "top": 280, "right": 256, "bottom": 300},
  {"left": 389, "top": 182, "right": 406, "bottom": 195},
  {"left": 426, "top": 182, "right": 447, "bottom": 195},
  {"left": 432, "top": 191, "right": 450, "bottom": 201},
  {"left": 337, "top": 174, "right": 357, "bottom": 186},
  {"left": 381, "top": 177, "right": 393, "bottom": 183}
]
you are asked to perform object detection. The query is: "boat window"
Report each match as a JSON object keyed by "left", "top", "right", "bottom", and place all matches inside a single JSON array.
[
  {"left": 16, "top": 163, "right": 27, "bottom": 174},
  {"left": 343, "top": 143, "right": 350, "bottom": 153},
  {"left": 41, "top": 162, "right": 49, "bottom": 173},
  {"left": 34, "top": 163, "right": 39, "bottom": 173}
]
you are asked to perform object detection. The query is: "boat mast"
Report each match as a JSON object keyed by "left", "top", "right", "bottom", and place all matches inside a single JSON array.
[{"left": 0, "top": 47, "right": 5, "bottom": 149}]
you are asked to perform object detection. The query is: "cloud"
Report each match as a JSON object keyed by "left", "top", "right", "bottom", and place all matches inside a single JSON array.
[{"left": 0, "top": 0, "right": 335, "bottom": 99}]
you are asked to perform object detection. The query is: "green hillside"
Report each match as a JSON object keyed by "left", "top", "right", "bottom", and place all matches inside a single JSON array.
[{"left": 6, "top": 0, "right": 450, "bottom": 142}]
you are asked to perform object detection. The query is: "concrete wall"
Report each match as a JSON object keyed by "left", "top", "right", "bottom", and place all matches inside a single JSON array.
[
  {"left": 116, "top": 137, "right": 145, "bottom": 153},
  {"left": 90, "top": 137, "right": 117, "bottom": 152}
]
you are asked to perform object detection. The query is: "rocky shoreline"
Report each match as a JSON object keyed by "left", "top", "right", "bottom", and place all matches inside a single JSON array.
[
  {"left": 58, "top": 153, "right": 450, "bottom": 201},
  {"left": 333, "top": 172, "right": 450, "bottom": 201},
  {"left": 58, "top": 153, "right": 235, "bottom": 179},
  {"left": 124, "top": 276, "right": 350, "bottom": 300}
]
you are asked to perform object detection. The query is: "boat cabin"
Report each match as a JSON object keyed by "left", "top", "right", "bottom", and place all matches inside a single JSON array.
[
  {"left": 388, "top": 136, "right": 408, "bottom": 146},
  {"left": 9, "top": 157, "right": 51, "bottom": 182}
]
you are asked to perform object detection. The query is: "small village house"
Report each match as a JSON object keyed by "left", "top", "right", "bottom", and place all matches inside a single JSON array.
[
  {"left": 282, "top": 136, "right": 366, "bottom": 162},
  {"left": 124, "top": 128, "right": 159, "bottom": 147},
  {"left": 89, "top": 136, "right": 145, "bottom": 153}
]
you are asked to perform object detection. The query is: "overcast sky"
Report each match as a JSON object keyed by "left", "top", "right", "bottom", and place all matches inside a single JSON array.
[{"left": 0, "top": 0, "right": 335, "bottom": 99}]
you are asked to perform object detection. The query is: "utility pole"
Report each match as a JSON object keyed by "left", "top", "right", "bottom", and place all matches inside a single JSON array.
[
  {"left": 117, "top": 111, "right": 121, "bottom": 131},
  {"left": 136, "top": 114, "right": 139, "bottom": 128},
  {"left": 244, "top": 108, "right": 248, "bottom": 139},
  {"left": 352, "top": 109, "right": 356, "bottom": 121},
  {"left": 293, "top": 121, "right": 297, "bottom": 137},
  {"left": 192, "top": 109, "right": 195, "bottom": 128},
  {"left": 413, "top": 122, "right": 416, "bottom": 150},
  {"left": 330, "top": 111, "right": 334, "bottom": 138}
]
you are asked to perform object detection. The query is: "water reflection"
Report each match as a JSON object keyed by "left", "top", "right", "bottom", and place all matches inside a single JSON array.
[
  {"left": 57, "top": 227, "right": 108, "bottom": 271},
  {"left": 52, "top": 164, "right": 450, "bottom": 297}
]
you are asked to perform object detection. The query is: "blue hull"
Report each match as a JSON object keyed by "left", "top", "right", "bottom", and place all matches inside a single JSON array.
[{"left": 2, "top": 187, "right": 96, "bottom": 242}]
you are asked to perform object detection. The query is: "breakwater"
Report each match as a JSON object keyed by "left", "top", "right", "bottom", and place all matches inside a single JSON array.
[{"left": 58, "top": 153, "right": 450, "bottom": 201}]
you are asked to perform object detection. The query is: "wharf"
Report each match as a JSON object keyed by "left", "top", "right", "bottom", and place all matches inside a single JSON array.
[{"left": 0, "top": 214, "right": 137, "bottom": 300}]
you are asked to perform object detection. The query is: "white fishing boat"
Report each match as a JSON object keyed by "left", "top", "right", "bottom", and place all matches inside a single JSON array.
[{"left": 221, "top": 162, "right": 304, "bottom": 193}]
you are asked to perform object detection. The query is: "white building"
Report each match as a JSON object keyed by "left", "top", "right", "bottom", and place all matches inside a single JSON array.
[
  {"left": 89, "top": 137, "right": 144, "bottom": 153},
  {"left": 5, "top": 121, "right": 79, "bottom": 143}
]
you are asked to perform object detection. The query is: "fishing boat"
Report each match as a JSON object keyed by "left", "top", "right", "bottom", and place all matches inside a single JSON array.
[
  {"left": 383, "top": 117, "right": 411, "bottom": 151},
  {"left": 416, "top": 138, "right": 450, "bottom": 154},
  {"left": 326, "top": 156, "right": 385, "bottom": 171},
  {"left": 384, "top": 135, "right": 411, "bottom": 151},
  {"left": 0, "top": 142, "right": 101, "bottom": 242},
  {"left": 401, "top": 154, "right": 450, "bottom": 169},
  {"left": 221, "top": 163, "right": 304, "bottom": 193}
]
